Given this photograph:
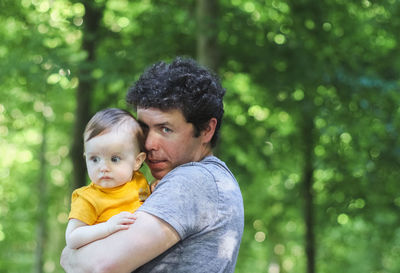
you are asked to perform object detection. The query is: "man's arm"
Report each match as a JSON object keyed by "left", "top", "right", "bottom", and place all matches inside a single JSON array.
[{"left": 60, "top": 211, "right": 180, "bottom": 273}]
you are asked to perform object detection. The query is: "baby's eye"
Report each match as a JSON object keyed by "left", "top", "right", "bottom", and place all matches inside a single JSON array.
[
  {"left": 111, "top": 156, "right": 121, "bottom": 163},
  {"left": 90, "top": 156, "right": 100, "bottom": 163}
]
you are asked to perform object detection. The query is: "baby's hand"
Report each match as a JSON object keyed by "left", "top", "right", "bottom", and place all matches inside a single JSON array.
[
  {"left": 151, "top": 180, "right": 160, "bottom": 192},
  {"left": 106, "top": 211, "right": 136, "bottom": 234}
]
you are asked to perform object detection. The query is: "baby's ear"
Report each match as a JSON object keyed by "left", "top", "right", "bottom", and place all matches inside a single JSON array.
[{"left": 134, "top": 152, "right": 146, "bottom": 171}]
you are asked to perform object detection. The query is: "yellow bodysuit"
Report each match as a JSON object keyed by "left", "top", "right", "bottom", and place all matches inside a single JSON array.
[{"left": 68, "top": 171, "right": 150, "bottom": 225}]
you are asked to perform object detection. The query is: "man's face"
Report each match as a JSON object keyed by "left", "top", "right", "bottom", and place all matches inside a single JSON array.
[{"left": 137, "top": 107, "right": 209, "bottom": 180}]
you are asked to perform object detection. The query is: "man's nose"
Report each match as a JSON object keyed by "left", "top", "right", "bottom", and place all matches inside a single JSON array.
[{"left": 145, "top": 130, "right": 158, "bottom": 151}]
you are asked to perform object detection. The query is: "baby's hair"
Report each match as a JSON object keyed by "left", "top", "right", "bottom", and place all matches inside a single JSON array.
[{"left": 84, "top": 108, "right": 145, "bottom": 152}]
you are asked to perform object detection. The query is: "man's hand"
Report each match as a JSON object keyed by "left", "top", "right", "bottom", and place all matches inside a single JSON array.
[
  {"left": 106, "top": 211, "right": 136, "bottom": 234},
  {"left": 60, "top": 247, "right": 78, "bottom": 272}
]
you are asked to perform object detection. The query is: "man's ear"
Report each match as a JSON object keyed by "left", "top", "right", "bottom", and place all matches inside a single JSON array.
[
  {"left": 134, "top": 152, "right": 146, "bottom": 171},
  {"left": 201, "top": 118, "right": 217, "bottom": 144}
]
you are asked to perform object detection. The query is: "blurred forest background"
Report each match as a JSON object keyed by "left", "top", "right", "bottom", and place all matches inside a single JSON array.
[{"left": 1, "top": 0, "right": 400, "bottom": 272}]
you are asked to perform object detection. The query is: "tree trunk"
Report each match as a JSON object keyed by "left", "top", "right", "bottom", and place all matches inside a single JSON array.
[
  {"left": 196, "top": 0, "right": 219, "bottom": 72},
  {"left": 196, "top": 0, "right": 221, "bottom": 153},
  {"left": 34, "top": 112, "right": 48, "bottom": 273},
  {"left": 302, "top": 109, "right": 316, "bottom": 273},
  {"left": 70, "top": 1, "right": 104, "bottom": 190}
]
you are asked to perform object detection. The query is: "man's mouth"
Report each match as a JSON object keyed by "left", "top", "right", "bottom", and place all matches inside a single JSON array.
[
  {"left": 147, "top": 158, "right": 167, "bottom": 169},
  {"left": 148, "top": 158, "right": 163, "bottom": 163}
]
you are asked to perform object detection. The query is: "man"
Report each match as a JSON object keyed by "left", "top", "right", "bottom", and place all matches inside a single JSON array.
[{"left": 60, "top": 57, "right": 244, "bottom": 273}]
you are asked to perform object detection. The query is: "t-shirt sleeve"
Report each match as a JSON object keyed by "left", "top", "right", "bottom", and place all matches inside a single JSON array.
[
  {"left": 68, "top": 189, "right": 98, "bottom": 225},
  {"left": 135, "top": 171, "right": 151, "bottom": 203},
  {"left": 137, "top": 165, "right": 218, "bottom": 240}
]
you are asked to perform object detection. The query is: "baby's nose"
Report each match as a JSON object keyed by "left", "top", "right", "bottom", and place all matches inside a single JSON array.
[{"left": 99, "top": 161, "right": 110, "bottom": 172}]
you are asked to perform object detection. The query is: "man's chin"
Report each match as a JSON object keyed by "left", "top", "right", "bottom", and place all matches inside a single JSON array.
[{"left": 150, "top": 169, "right": 168, "bottom": 180}]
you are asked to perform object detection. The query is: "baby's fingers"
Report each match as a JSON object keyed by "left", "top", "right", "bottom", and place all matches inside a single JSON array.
[
  {"left": 117, "top": 218, "right": 135, "bottom": 225},
  {"left": 108, "top": 219, "right": 134, "bottom": 234},
  {"left": 117, "top": 224, "right": 131, "bottom": 230},
  {"left": 108, "top": 224, "right": 129, "bottom": 234},
  {"left": 117, "top": 211, "right": 136, "bottom": 219}
]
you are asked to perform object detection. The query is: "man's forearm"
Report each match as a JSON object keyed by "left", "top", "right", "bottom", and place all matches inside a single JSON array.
[
  {"left": 60, "top": 212, "right": 180, "bottom": 273},
  {"left": 60, "top": 237, "right": 132, "bottom": 273},
  {"left": 60, "top": 232, "right": 134, "bottom": 273}
]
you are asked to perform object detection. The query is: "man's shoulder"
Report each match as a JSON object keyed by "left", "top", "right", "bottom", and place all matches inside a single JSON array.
[
  {"left": 162, "top": 157, "right": 227, "bottom": 185},
  {"left": 176, "top": 156, "right": 229, "bottom": 173},
  {"left": 161, "top": 164, "right": 214, "bottom": 190}
]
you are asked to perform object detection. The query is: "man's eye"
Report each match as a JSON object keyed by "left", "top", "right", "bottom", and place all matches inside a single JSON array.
[
  {"left": 162, "top": 127, "right": 172, "bottom": 133},
  {"left": 111, "top": 156, "right": 121, "bottom": 163}
]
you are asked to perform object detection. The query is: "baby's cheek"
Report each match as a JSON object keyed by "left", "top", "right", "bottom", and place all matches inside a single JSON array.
[{"left": 87, "top": 169, "right": 97, "bottom": 181}]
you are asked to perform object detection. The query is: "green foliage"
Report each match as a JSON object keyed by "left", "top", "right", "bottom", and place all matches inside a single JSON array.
[{"left": 1, "top": 0, "right": 400, "bottom": 272}]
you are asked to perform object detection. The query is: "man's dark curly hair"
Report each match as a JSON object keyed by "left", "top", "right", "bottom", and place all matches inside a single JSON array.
[{"left": 126, "top": 57, "right": 225, "bottom": 148}]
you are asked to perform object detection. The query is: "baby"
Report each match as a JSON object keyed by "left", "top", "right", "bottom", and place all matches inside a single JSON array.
[{"left": 65, "top": 108, "right": 150, "bottom": 249}]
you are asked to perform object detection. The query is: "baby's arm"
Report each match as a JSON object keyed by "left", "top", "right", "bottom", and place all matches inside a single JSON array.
[{"left": 65, "top": 211, "right": 136, "bottom": 249}]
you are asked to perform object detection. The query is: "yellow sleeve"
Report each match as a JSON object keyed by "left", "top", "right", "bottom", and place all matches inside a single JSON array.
[
  {"left": 68, "top": 188, "right": 98, "bottom": 225},
  {"left": 135, "top": 171, "right": 151, "bottom": 202}
]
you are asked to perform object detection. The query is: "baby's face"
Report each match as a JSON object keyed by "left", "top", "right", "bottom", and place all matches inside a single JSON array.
[{"left": 84, "top": 129, "right": 141, "bottom": 188}]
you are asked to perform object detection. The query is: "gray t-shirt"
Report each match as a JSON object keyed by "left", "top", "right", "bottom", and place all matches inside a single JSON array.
[{"left": 133, "top": 156, "right": 244, "bottom": 273}]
